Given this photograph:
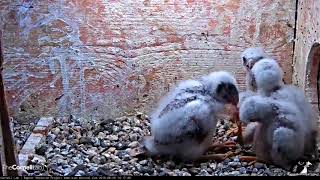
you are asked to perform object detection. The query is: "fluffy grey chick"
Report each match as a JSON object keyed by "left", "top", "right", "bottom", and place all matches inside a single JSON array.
[
  {"left": 251, "top": 58, "right": 318, "bottom": 157},
  {"left": 250, "top": 58, "right": 284, "bottom": 96},
  {"left": 241, "top": 47, "right": 267, "bottom": 91},
  {"left": 271, "top": 85, "right": 318, "bottom": 158},
  {"left": 143, "top": 71, "right": 239, "bottom": 161},
  {"left": 238, "top": 48, "right": 267, "bottom": 136},
  {"left": 239, "top": 95, "right": 306, "bottom": 169}
]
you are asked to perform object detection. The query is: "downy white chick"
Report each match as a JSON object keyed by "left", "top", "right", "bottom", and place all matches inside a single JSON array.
[
  {"left": 240, "top": 58, "right": 318, "bottom": 169},
  {"left": 229, "top": 47, "right": 267, "bottom": 145},
  {"left": 241, "top": 47, "right": 267, "bottom": 91},
  {"left": 237, "top": 48, "right": 268, "bottom": 144},
  {"left": 250, "top": 58, "right": 318, "bottom": 158},
  {"left": 250, "top": 58, "right": 284, "bottom": 96},
  {"left": 143, "top": 71, "right": 239, "bottom": 161},
  {"left": 240, "top": 95, "right": 306, "bottom": 169}
]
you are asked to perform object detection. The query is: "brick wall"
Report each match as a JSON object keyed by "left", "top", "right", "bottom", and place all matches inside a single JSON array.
[
  {"left": 293, "top": 0, "right": 320, "bottom": 113},
  {"left": 0, "top": 0, "right": 295, "bottom": 121}
]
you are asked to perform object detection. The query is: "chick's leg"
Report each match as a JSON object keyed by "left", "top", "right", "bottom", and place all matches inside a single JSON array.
[
  {"left": 232, "top": 107, "right": 244, "bottom": 145},
  {"left": 200, "top": 150, "right": 241, "bottom": 162},
  {"left": 207, "top": 141, "right": 237, "bottom": 152}
]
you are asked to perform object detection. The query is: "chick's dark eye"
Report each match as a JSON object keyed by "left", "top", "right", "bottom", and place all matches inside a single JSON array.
[{"left": 242, "top": 57, "right": 247, "bottom": 64}]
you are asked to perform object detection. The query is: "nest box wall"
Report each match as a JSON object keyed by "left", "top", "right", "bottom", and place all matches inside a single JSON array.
[
  {"left": 0, "top": 0, "right": 295, "bottom": 121},
  {"left": 293, "top": 0, "right": 320, "bottom": 113}
]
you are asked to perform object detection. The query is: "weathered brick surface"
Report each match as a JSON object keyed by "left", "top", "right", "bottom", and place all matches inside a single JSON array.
[
  {"left": 1, "top": 0, "right": 295, "bottom": 120},
  {"left": 293, "top": 0, "right": 320, "bottom": 112}
]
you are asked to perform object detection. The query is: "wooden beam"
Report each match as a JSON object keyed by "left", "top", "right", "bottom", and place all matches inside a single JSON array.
[{"left": 0, "top": 30, "right": 19, "bottom": 176}]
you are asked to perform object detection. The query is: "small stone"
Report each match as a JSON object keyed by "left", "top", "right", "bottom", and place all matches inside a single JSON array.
[
  {"left": 72, "top": 157, "right": 84, "bottom": 165},
  {"left": 258, "top": 169, "right": 266, "bottom": 175},
  {"left": 92, "top": 156, "right": 101, "bottom": 164},
  {"left": 108, "top": 135, "right": 118, "bottom": 141},
  {"left": 128, "top": 141, "right": 139, "bottom": 148},
  {"left": 138, "top": 166, "right": 154, "bottom": 174},
  {"left": 209, "top": 163, "right": 217, "bottom": 170},
  {"left": 61, "top": 150, "right": 68, "bottom": 156},
  {"left": 129, "top": 133, "right": 138, "bottom": 141},
  {"left": 252, "top": 168, "right": 258, "bottom": 173},
  {"left": 53, "top": 128, "right": 60, "bottom": 135},
  {"left": 75, "top": 170, "right": 86, "bottom": 176},
  {"left": 217, "top": 163, "right": 224, "bottom": 169},
  {"left": 31, "top": 154, "right": 46, "bottom": 164},
  {"left": 73, "top": 139, "right": 80, "bottom": 144},
  {"left": 54, "top": 148, "right": 61, "bottom": 154},
  {"left": 60, "top": 142, "right": 67, "bottom": 148},
  {"left": 100, "top": 156, "right": 107, "bottom": 164},
  {"left": 199, "top": 169, "right": 210, "bottom": 176},
  {"left": 102, "top": 152, "right": 111, "bottom": 159},
  {"left": 112, "top": 126, "right": 120, "bottom": 133},
  {"left": 107, "top": 147, "right": 116, "bottom": 153},
  {"left": 233, "top": 157, "right": 240, "bottom": 162},
  {"left": 98, "top": 132, "right": 106, "bottom": 139},
  {"left": 49, "top": 164, "right": 64, "bottom": 175},
  {"left": 100, "top": 140, "right": 109, "bottom": 148},
  {"left": 228, "top": 162, "right": 241, "bottom": 168},
  {"left": 47, "top": 133, "right": 56, "bottom": 144},
  {"left": 47, "top": 153, "right": 55, "bottom": 159},
  {"left": 123, "top": 125, "right": 131, "bottom": 131},
  {"left": 239, "top": 167, "right": 247, "bottom": 174},
  {"left": 116, "top": 116, "right": 127, "bottom": 122},
  {"left": 224, "top": 158, "right": 231, "bottom": 164},
  {"left": 52, "top": 142, "right": 61, "bottom": 148},
  {"left": 265, "top": 169, "right": 272, "bottom": 176},
  {"left": 231, "top": 171, "right": 240, "bottom": 176},
  {"left": 87, "top": 150, "right": 97, "bottom": 159},
  {"left": 254, "top": 162, "right": 265, "bottom": 169},
  {"left": 87, "top": 131, "right": 93, "bottom": 137},
  {"left": 189, "top": 167, "right": 199, "bottom": 174},
  {"left": 139, "top": 160, "right": 148, "bottom": 165},
  {"left": 79, "top": 137, "right": 92, "bottom": 145},
  {"left": 132, "top": 127, "right": 141, "bottom": 133},
  {"left": 166, "top": 161, "right": 175, "bottom": 168},
  {"left": 63, "top": 168, "right": 72, "bottom": 176},
  {"left": 93, "top": 138, "right": 100, "bottom": 146},
  {"left": 116, "top": 142, "right": 126, "bottom": 150}
]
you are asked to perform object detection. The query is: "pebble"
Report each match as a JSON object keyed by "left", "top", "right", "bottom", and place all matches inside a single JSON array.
[
  {"left": 108, "top": 135, "right": 118, "bottom": 141},
  {"left": 254, "top": 162, "right": 265, "bottom": 169},
  {"left": 128, "top": 141, "right": 139, "bottom": 148},
  {"left": 139, "top": 160, "right": 148, "bottom": 165},
  {"left": 228, "top": 162, "right": 241, "bottom": 168},
  {"left": 72, "top": 157, "right": 84, "bottom": 165},
  {"left": 92, "top": 157, "right": 101, "bottom": 164},
  {"left": 239, "top": 167, "right": 247, "bottom": 174},
  {"left": 107, "top": 147, "right": 116, "bottom": 153},
  {"left": 79, "top": 137, "right": 92, "bottom": 145},
  {"left": 75, "top": 170, "right": 86, "bottom": 176},
  {"left": 47, "top": 133, "right": 56, "bottom": 144},
  {"left": 230, "top": 171, "right": 240, "bottom": 176}
]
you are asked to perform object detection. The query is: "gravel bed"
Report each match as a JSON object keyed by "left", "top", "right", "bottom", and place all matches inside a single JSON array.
[{"left": 13, "top": 113, "right": 320, "bottom": 176}]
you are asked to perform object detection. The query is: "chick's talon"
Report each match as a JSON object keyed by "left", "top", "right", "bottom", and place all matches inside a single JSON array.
[
  {"left": 208, "top": 141, "right": 237, "bottom": 152},
  {"left": 239, "top": 156, "right": 257, "bottom": 163}
]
